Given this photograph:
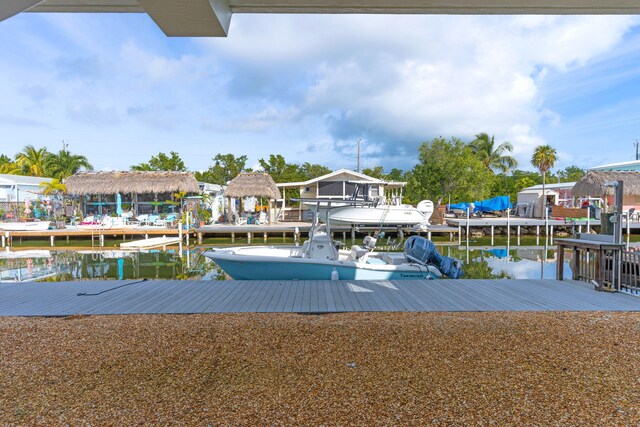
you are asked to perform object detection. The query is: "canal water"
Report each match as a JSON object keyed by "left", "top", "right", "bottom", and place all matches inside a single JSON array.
[{"left": 0, "top": 237, "right": 573, "bottom": 282}]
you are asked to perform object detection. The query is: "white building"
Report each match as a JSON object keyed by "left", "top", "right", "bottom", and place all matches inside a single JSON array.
[
  {"left": 516, "top": 182, "right": 577, "bottom": 218},
  {"left": 0, "top": 174, "right": 52, "bottom": 203}
]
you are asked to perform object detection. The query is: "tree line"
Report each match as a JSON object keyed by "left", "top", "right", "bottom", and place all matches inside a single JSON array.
[{"left": 1, "top": 135, "right": 582, "bottom": 205}]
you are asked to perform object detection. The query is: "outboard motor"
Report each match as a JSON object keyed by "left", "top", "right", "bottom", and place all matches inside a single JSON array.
[{"left": 404, "top": 236, "right": 463, "bottom": 279}]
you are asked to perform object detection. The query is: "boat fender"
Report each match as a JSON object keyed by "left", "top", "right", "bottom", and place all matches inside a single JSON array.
[{"left": 331, "top": 268, "right": 340, "bottom": 281}]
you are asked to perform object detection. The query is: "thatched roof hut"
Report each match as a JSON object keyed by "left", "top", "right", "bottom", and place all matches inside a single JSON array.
[
  {"left": 572, "top": 171, "right": 640, "bottom": 198},
  {"left": 65, "top": 171, "right": 200, "bottom": 196},
  {"left": 224, "top": 173, "right": 281, "bottom": 199}
]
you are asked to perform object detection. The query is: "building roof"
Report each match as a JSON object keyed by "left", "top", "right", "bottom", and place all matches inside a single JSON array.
[
  {"left": 0, "top": 174, "right": 52, "bottom": 186},
  {"left": 572, "top": 171, "right": 640, "bottom": 197},
  {"left": 521, "top": 182, "right": 577, "bottom": 192},
  {"left": 276, "top": 168, "right": 390, "bottom": 188},
  {"left": 224, "top": 173, "right": 281, "bottom": 199},
  {"left": 65, "top": 171, "right": 200, "bottom": 196},
  {"left": 589, "top": 159, "right": 640, "bottom": 171}
]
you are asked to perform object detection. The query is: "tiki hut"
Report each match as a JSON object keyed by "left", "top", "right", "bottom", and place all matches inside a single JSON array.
[
  {"left": 65, "top": 171, "right": 200, "bottom": 216},
  {"left": 224, "top": 173, "right": 281, "bottom": 223},
  {"left": 572, "top": 171, "right": 640, "bottom": 209}
]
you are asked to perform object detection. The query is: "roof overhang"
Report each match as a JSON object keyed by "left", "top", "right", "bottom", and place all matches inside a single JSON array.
[{"left": 4, "top": 0, "right": 640, "bottom": 37}]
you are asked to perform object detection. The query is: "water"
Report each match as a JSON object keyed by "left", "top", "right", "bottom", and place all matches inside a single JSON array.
[{"left": 0, "top": 239, "right": 573, "bottom": 282}]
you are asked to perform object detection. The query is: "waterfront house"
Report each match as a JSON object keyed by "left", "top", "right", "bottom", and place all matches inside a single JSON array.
[
  {"left": 276, "top": 169, "right": 406, "bottom": 221},
  {"left": 516, "top": 182, "right": 577, "bottom": 218},
  {"left": 572, "top": 171, "right": 640, "bottom": 213},
  {"left": 65, "top": 171, "right": 200, "bottom": 217}
]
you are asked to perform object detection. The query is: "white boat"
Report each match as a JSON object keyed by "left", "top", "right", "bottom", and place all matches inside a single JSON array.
[
  {"left": 0, "top": 221, "right": 51, "bottom": 231},
  {"left": 204, "top": 207, "right": 462, "bottom": 281},
  {"left": 310, "top": 182, "right": 434, "bottom": 227}
]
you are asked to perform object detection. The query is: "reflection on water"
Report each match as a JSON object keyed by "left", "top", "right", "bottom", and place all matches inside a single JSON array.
[
  {"left": 0, "top": 239, "right": 573, "bottom": 282},
  {"left": 0, "top": 249, "right": 221, "bottom": 283}
]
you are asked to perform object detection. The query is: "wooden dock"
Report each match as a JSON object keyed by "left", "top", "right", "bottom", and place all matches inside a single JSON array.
[{"left": 0, "top": 278, "right": 638, "bottom": 316}]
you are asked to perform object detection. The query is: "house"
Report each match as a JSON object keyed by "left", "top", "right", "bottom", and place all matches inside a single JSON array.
[
  {"left": 0, "top": 174, "right": 52, "bottom": 203},
  {"left": 572, "top": 171, "right": 640, "bottom": 212},
  {"left": 276, "top": 169, "right": 406, "bottom": 221},
  {"left": 516, "top": 182, "right": 577, "bottom": 218},
  {"left": 65, "top": 171, "right": 200, "bottom": 217}
]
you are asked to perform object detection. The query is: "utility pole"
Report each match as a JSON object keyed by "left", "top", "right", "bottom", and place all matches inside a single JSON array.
[
  {"left": 635, "top": 140, "right": 639, "bottom": 161},
  {"left": 357, "top": 138, "right": 361, "bottom": 173},
  {"left": 62, "top": 139, "right": 69, "bottom": 152}
]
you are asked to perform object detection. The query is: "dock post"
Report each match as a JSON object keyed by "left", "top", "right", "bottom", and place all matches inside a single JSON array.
[
  {"left": 99, "top": 234, "right": 105, "bottom": 247},
  {"left": 427, "top": 230, "right": 432, "bottom": 240},
  {"left": 550, "top": 226, "right": 554, "bottom": 245},
  {"left": 179, "top": 226, "right": 183, "bottom": 255},
  {"left": 458, "top": 226, "right": 462, "bottom": 245},
  {"left": 248, "top": 232, "right": 252, "bottom": 244},
  {"left": 186, "top": 231, "right": 189, "bottom": 246},
  {"left": 343, "top": 231, "right": 346, "bottom": 241},
  {"left": 6, "top": 232, "right": 10, "bottom": 248},
  {"left": 490, "top": 226, "right": 494, "bottom": 246},
  {"left": 264, "top": 232, "right": 268, "bottom": 243},
  {"left": 282, "top": 231, "right": 286, "bottom": 242},
  {"left": 67, "top": 235, "right": 69, "bottom": 243},
  {"left": 399, "top": 229, "right": 404, "bottom": 240},
  {"left": 50, "top": 235, "right": 55, "bottom": 247},
  {"left": 466, "top": 208, "right": 470, "bottom": 239},
  {"left": 351, "top": 226, "right": 355, "bottom": 244},
  {"left": 198, "top": 232, "right": 203, "bottom": 244},
  {"left": 231, "top": 232, "right": 235, "bottom": 243},
  {"left": 145, "top": 233, "right": 149, "bottom": 239},
  {"left": 578, "top": 225, "right": 582, "bottom": 234},
  {"left": 1, "top": 235, "right": 4, "bottom": 248}
]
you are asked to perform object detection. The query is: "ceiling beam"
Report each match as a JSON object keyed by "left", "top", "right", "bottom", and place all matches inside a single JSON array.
[
  {"left": 137, "top": 0, "right": 231, "bottom": 37},
  {"left": 0, "top": 0, "right": 44, "bottom": 22}
]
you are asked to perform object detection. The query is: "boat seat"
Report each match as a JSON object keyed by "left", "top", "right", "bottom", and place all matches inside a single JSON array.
[{"left": 350, "top": 245, "right": 370, "bottom": 261}]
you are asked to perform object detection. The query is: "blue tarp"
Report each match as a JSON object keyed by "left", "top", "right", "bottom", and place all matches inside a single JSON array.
[
  {"left": 448, "top": 196, "right": 512, "bottom": 214},
  {"left": 473, "top": 196, "right": 512, "bottom": 213}
]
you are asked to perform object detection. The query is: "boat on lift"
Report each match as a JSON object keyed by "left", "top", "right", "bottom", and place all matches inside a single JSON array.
[
  {"left": 311, "top": 181, "right": 434, "bottom": 227},
  {"left": 204, "top": 203, "right": 462, "bottom": 281}
]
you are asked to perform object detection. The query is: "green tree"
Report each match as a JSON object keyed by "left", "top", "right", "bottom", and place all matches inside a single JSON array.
[
  {"left": 39, "top": 178, "right": 67, "bottom": 195},
  {"left": 45, "top": 149, "right": 93, "bottom": 179},
  {"left": 300, "top": 163, "right": 331, "bottom": 180},
  {"left": 558, "top": 165, "right": 585, "bottom": 183},
  {"left": 469, "top": 133, "right": 518, "bottom": 173},
  {"left": 362, "top": 166, "right": 385, "bottom": 179},
  {"left": 195, "top": 154, "right": 248, "bottom": 185},
  {"left": 0, "top": 154, "right": 11, "bottom": 165},
  {"left": 406, "top": 137, "right": 494, "bottom": 205},
  {"left": 15, "top": 145, "right": 49, "bottom": 176},
  {"left": 258, "top": 154, "right": 305, "bottom": 183},
  {"left": 531, "top": 144, "right": 558, "bottom": 217},
  {"left": 385, "top": 168, "right": 405, "bottom": 182},
  {"left": 131, "top": 151, "right": 186, "bottom": 172}
]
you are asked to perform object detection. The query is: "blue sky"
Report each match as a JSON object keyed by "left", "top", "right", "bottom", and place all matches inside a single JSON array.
[{"left": 1, "top": 12, "right": 640, "bottom": 174}]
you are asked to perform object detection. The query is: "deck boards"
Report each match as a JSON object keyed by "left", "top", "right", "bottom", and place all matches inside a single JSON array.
[{"left": 0, "top": 278, "right": 639, "bottom": 316}]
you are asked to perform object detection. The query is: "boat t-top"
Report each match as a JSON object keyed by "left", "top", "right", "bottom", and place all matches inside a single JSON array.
[{"left": 204, "top": 200, "right": 462, "bottom": 281}]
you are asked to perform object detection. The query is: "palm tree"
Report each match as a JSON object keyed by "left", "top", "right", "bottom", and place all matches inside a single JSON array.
[
  {"left": 15, "top": 145, "right": 49, "bottom": 176},
  {"left": 45, "top": 149, "right": 93, "bottom": 179},
  {"left": 39, "top": 178, "right": 67, "bottom": 196},
  {"left": 0, "top": 161, "right": 22, "bottom": 175},
  {"left": 531, "top": 145, "right": 558, "bottom": 218},
  {"left": 469, "top": 133, "right": 518, "bottom": 173}
]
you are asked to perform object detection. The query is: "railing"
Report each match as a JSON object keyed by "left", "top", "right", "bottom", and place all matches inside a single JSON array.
[
  {"left": 556, "top": 237, "right": 625, "bottom": 291},
  {"left": 617, "top": 250, "right": 640, "bottom": 295}
]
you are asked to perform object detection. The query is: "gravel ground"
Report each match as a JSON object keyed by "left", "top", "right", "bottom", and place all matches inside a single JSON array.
[{"left": 1, "top": 312, "right": 640, "bottom": 426}]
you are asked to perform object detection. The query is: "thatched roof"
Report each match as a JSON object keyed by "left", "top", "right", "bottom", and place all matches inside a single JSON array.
[
  {"left": 65, "top": 171, "right": 200, "bottom": 196},
  {"left": 572, "top": 171, "right": 640, "bottom": 197},
  {"left": 224, "top": 173, "right": 281, "bottom": 199}
]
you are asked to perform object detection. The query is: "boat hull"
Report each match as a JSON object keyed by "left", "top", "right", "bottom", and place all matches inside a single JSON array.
[
  {"left": 0, "top": 221, "right": 51, "bottom": 231},
  {"left": 327, "top": 206, "right": 428, "bottom": 226},
  {"left": 205, "top": 249, "right": 437, "bottom": 281}
]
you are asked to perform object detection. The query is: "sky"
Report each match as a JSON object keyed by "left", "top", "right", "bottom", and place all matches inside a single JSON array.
[{"left": 1, "top": 12, "right": 640, "bottom": 174}]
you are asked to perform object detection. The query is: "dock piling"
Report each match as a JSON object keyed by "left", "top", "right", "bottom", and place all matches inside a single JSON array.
[{"left": 50, "top": 235, "right": 55, "bottom": 247}]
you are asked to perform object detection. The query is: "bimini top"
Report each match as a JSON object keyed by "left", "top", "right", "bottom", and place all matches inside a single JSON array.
[{"left": 64, "top": 171, "right": 200, "bottom": 196}]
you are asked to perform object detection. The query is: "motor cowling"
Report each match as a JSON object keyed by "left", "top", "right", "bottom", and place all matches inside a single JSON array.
[{"left": 404, "top": 235, "right": 463, "bottom": 279}]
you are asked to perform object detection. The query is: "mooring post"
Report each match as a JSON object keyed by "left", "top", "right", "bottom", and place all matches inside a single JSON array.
[
  {"left": 550, "top": 226, "right": 554, "bottom": 245},
  {"left": 427, "top": 230, "right": 432, "bottom": 240},
  {"left": 50, "top": 235, "right": 55, "bottom": 247},
  {"left": 198, "top": 232, "right": 203, "bottom": 244},
  {"left": 264, "top": 232, "right": 268, "bottom": 243},
  {"left": 247, "top": 232, "right": 252, "bottom": 244},
  {"left": 231, "top": 232, "right": 235, "bottom": 243},
  {"left": 350, "top": 226, "right": 355, "bottom": 244},
  {"left": 491, "top": 226, "right": 494, "bottom": 246},
  {"left": 458, "top": 226, "right": 462, "bottom": 245},
  {"left": 1, "top": 235, "right": 4, "bottom": 248}
]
